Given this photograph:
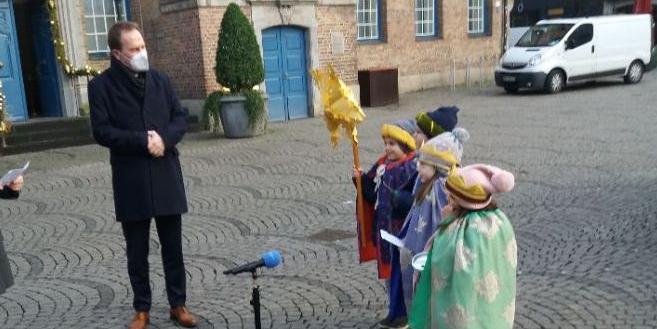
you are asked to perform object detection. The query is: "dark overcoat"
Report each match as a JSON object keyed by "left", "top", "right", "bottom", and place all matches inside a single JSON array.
[
  {"left": 0, "top": 188, "right": 19, "bottom": 293},
  {"left": 89, "top": 60, "right": 188, "bottom": 222}
]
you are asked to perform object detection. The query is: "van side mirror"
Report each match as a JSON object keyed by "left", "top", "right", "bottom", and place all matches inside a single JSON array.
[{"left": 565, "top": 39, "right": 574, "bottom": 50}]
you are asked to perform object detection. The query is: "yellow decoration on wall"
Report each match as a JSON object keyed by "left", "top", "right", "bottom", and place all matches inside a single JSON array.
[
  {"left": 0, "top": 85, "right": 12, "bottom": 139},
  {"left": 46, "top": 0, "right": 101, "bottom": 77}
]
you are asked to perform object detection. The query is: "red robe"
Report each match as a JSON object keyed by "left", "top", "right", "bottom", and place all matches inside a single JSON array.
[{"left": 355, "top": 153, "right": 417, "bottom": 279}]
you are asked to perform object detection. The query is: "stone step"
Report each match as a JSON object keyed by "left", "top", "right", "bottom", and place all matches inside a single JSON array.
[
  {"left": 1, "top": 114, "right": 201, "bottom": 155},
  {"left": 1, "top": 135, "right": 95, "bottom": 155}
]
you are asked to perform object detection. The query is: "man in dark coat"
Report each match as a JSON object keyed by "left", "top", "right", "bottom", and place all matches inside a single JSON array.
[
  {"left": 89, "top": 22, "right": 197, "bottom": 329},
  {"left": 0, "top": 175, "right": 23, "bottom": 295}
]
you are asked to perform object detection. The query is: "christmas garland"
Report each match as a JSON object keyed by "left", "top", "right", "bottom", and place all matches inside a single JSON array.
[
  {"left": 46, "top": 0, "right": 101, "bottom": 76},
  {"left": 0, "top": 87, "right": 11, "bottom": 138}
]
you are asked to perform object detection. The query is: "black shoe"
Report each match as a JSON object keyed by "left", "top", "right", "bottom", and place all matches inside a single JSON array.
[{"left": 379, "top": 316, "right": 407, "bottom": 328}]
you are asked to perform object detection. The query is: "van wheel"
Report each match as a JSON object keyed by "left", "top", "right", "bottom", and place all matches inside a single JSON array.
[
  {"left": 504, "top": 87, "right": 519, "bottom": 94},
  {"left": 624, "top": 61, "right": 644, "bottom": 84},
  {"left": 545, "top": 70, "right": 565, "bottom": 94}
]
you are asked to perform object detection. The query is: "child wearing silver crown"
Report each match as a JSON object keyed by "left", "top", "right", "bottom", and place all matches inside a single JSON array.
[{"left": 398, "top": 128, "right": 469, "bottom": 312}]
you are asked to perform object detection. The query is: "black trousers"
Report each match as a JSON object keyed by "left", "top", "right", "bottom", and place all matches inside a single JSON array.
[
  {"left": 0, "top": 230, "right": 14, "bottom": 294},
  {"left": 122, "top": 215, "right": 186, "bottom": 311}
]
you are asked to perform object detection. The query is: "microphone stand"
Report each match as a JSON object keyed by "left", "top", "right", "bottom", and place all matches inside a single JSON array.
[{"left": 250, "top": 269, "right": 262, "bottom": 329}]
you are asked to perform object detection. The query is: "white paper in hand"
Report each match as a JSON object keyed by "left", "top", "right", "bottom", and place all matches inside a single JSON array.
[
  {"left": 1, "top": 161, "right": 29, "bottom": 186},
  {"left": 380, "top": 229, "right": 405, "bottom": 249}
]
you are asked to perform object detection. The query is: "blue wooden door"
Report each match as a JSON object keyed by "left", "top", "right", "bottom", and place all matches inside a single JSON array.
[
  {"left": 262, "top": 26, "right": 309, "bottom": 122},
  {"left": 31, "top": 1, "right": 62, "bottom": 117},
  {"left": 0, "top": 0, "right": 27, "bottom": 121}
]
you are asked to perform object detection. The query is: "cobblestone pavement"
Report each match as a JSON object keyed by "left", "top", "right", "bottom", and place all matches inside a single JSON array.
[{"left": 1, "top": 73, "right": 657, "bottom": 329}]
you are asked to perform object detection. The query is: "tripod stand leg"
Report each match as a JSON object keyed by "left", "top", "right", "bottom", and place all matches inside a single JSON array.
[{"left": 251, "top": 285, "right": 261, "bottom": 329}]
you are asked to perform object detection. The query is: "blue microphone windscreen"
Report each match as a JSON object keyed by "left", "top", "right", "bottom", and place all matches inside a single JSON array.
[{"left": 262, "top": 250, "right": 282, "bottom": 268}]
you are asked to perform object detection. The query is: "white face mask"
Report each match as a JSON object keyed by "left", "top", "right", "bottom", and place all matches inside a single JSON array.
[{"left": 119, "top": 49, "right": 149, "bottom": 72}]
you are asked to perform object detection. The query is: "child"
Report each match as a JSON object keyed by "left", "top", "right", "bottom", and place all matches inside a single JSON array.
[
  {"left": 353, "top": 120, "right": 417, "bottom": 328},
  {"left": 400, "top": 106, "right": 462, "bottom": 239},
  {"left": 409, "top": 165, "right": 517, "bottom": 329},
  {"left": 413, "top": 106, "right": 460, "bottom": 149},
  {"left": 398, "top": 128, "right": 469, "bottom": 312}
]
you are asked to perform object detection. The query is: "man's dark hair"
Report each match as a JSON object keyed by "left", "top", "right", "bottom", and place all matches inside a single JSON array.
[{"left": 108, "top": 21, "right": 141, "bottom": 50}]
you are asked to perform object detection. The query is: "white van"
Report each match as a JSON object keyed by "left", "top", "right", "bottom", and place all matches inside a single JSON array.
[{"left": 495, "top": 15, "right": 653, "bottom": 94}]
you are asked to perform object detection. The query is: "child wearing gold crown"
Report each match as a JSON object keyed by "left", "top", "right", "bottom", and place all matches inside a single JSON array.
[
  {"left": 409, "top": 164, "right": 517, "bottom": 329},
  {"left": 397, "top": 128, "right": 469, "bottom": 313},
  {"left": 353, "top": 119, "right": 417, "bottom": 328}
]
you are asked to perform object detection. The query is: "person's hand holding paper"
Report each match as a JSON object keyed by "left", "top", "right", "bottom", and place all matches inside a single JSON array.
[
  {"left": 1, "top": 162, "right": 29, "bottom": 191},
  {"left": 6, "top": 175, "right": 23, "bottom": 192}
]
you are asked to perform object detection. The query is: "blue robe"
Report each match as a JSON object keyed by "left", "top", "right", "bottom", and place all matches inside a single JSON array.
[
  {"left": 359, "top": 153, "right": 416, "bottom": 321},
  {"left": 398, "top": 177, "right": 448, "bottom": 311},
  {"left": 360, "top": 153, "right": 417, "bottom": 279}
]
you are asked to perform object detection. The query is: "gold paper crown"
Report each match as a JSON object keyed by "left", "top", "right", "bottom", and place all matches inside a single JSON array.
[
  {"left": 445, "top": 167, "right": 489, "bottom": 202},
  {"left": 381, "top": 124, "right": 416, "bottom": 151}
]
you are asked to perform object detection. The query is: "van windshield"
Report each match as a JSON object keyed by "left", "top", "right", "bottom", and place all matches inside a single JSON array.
[{"left": 516, "top": 24, "right": 574, "bottom": 47}]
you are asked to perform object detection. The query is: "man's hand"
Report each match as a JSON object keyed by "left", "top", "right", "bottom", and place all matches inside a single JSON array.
[
  {"left": 6, "top": 175, "right": 24, "bottom": 192},
  {"left": 147, "top": 130, "right": 165, "bottom": 157}
]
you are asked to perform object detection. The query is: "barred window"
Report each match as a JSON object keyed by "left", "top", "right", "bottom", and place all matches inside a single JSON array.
[
  {"left": 415, "top": 0, "right": 435, "bottom": 37},
  {"left": 357, "top": 0, "right": 379, "bottom": 40},
  {"left": 468, "top": 0, "right": 485, "bottom": 34},
  {"left": 84, "top": 0, "right": 128, "bottom": 58}
]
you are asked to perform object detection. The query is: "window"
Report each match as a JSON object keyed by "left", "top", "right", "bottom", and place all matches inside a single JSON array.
[
  {"left": 84, "top": 0, "right": 128, "bottom": 58},
  {"left": 516, "top": 24, "right": 574, "bottom": 47},
  {"left": 357, "top": 0, "right": 380, "bottom": 40},
  {"left": 467, "top": 0, "right": 491, "bottom": 36},
  {"left": 468, "top": 0, "right": 485, "bottom": 34},
  {"left": 415, "top": 0, "right": 436, "bottom": 37},
  {"left": 566, "top": 24, "right": 593, "bottom": 49}
]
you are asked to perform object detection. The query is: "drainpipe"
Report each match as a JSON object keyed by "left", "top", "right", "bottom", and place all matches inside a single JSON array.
[{"left": 500, "top": 0, "right": 508, "bottom": 56}]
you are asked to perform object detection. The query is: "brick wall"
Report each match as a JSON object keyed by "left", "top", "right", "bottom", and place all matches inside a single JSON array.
[
  {"left": 133, "top": 1, "right": 252, "bottom": 99},
  {"left": 129, "top": 0, "right": 205, "bottom": 99},
  {"left": 134, "top": 0, "right": 503, "bottom": 100},
  {"left": 357, "top": 0, "right": 502, "bottom": 78},
  {"left": 316, "top": 5, "right": 358, "bottom": 84},
  {"left": 149, "top": 10, "right": 205, "bottom": 99}
]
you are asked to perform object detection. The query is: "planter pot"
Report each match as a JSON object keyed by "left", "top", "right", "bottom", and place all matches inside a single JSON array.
[{"left": 219, "top": 95, "right": 266, "bottom": 138}]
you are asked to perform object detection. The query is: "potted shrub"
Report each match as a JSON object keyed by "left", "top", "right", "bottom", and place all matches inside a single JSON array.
[{"left": 212, "top": 2, "right": 267, "bottom": 138}]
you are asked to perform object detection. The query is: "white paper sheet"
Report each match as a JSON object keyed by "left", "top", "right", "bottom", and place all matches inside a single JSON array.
[
  {"left": 1, "top": 161, "right": 29, "bottom": 186},
  {"left": 380, "top": 229, "right": 405, "bottom": 248}
]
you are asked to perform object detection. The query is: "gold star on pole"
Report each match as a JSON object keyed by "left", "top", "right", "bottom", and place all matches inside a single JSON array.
[
  {"left": 310, "top": 65, "right": 373, "bottom": 259},
  {"left": 310, "top": 65, "right": 365, "bottom": 148}
]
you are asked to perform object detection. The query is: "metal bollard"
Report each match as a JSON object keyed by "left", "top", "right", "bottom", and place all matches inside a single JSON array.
[
  {"left": 450, "top": 59, "right": 456, "bottom": 92},
  {"left": 479, "top": 57, "right": 484, "bottom": 89},
  {"left": 466, "top": 58, "right": 471, "bottom": 88}
]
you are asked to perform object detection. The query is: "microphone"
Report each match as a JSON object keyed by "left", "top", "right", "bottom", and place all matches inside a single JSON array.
[{"left": 223, "top": 250, "right": 282, "bottom": 275}]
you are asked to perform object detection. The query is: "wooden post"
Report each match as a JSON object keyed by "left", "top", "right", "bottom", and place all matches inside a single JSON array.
[{"left": 352, "top": 139, "right": 367, "bottom": 244}]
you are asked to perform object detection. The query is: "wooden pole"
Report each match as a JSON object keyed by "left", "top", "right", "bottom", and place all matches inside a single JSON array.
[{"left": 352, "top": 139, "right": 367, "bottom": 244}]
